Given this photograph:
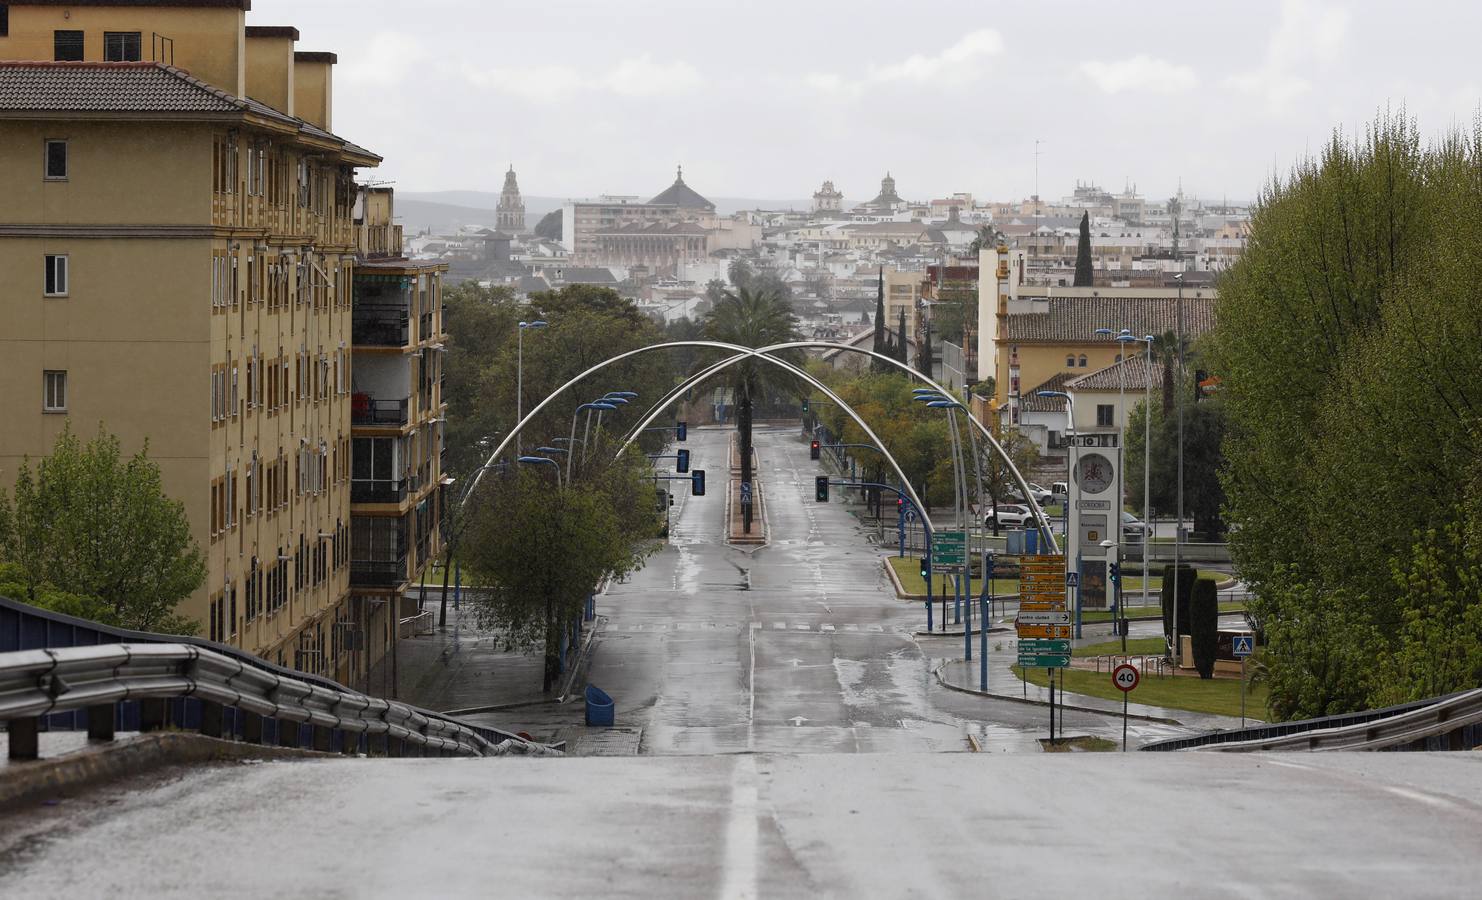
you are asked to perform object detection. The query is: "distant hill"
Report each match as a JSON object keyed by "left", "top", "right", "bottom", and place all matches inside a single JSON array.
[{"left": 396, "top": 190, "right": 821, "bottom": 234}]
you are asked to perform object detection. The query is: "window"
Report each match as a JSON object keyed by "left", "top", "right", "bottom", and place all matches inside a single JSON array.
[
  {"left": 1078, "top": 354, "right": 1088, "bottom": 367},
  {"left": 43, "top": 370, "right": 67, "bottom": 412},
  {"left": 1096, "top": 404, "right": 1114, "bottom": 428},
  {"left": 53, "top": 30, "right": 84, "bottom": 61},
  {"left": 45, "top": 140, "right": 67, "bottom": 179},
  {"left": 44, "top": 254, "right": 68, "bottom": 296},
  {"left": 1, "top": 6, "right": 9, "bottom": 38},
  {"left": 103, "top": 31, "right": 141, "bottom": 62},
  {"left": 1065, "top": 355, "right": 1075, "bottom": 367}
]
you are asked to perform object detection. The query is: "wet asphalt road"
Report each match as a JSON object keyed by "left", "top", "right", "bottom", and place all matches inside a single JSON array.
[{"left": 548, "top": 424, "right": 1194, "bottom": 754}]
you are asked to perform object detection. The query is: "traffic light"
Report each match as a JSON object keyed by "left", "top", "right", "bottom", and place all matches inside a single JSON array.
[
  {"left": 691, "top": 469, "right": 705, "bottom": 496},
  {"left": 676, "top": 421, "right": 687, "bottom": 442},
  {"left": 676, "top": 448, "right": 690, "bottom": 473},
  {"left": 919, "top": 555, "right": 929, "bottom": 579},
  {"left": 801, "top": 397, "right": 810, "bottom": 413},
  {"left": 815, "top": 476, "right": 829, "bottom": 502},
  {"left": 1109, "top": 562, "right": 1121, "bottom": 585},
  {"left": 809, "top": 439, "right": 820, "bottom": 460}
]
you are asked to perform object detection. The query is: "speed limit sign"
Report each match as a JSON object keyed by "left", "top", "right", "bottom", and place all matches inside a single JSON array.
[{"left": 1112, "top": 663, "right": 1140, "bottom": 693}]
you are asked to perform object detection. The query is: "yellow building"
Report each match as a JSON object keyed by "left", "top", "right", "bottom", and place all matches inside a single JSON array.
[{"left": 0, "top": 1, "right": 444, "bottom": 690}]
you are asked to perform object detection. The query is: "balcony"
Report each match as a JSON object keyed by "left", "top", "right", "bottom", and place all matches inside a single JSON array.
[
  {"left": 352, "top": 477, "right": 407, "bottom": 504},
  {"left": 352, "top": 395, "right": 409, "bottom": 427},
  {"left": 353, "top": 303, "right": 410, "bottom": 347},
  {"left": 351, "top": 555, "right": 408, "bottom": 588}
]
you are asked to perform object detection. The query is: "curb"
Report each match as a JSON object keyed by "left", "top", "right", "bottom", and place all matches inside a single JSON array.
[
  {"left": 931, "top": 662, "right": 1184, "bottom": 726},
  {"left": 558, "top": 614, "right": 607, "bottom": 703},
  {"left": 881, "top": 557, "right": 1017, "bottom": 605},
  {"left": 0, "top": 732, "right": 332, "bottom": 811},
  {"left": 915, "top": 625, "right": 1013, "bottom": 638}
]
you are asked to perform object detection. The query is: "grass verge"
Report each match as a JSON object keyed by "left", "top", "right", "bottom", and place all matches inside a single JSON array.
[
  {"left": 1040, "top": 735, "right": 1117, "bottom": 752},
  {"left": 887, "top": 556, "right": 1019, "bottom": 597},
  {"left": 1013, "top": 665, "right": 1268, "bottom": 720},
  {"left": 1072, "top": 637, "right": 1166, "bottom": 657}
]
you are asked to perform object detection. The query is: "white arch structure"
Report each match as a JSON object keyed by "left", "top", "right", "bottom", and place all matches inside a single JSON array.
[{"left": 465, "top": 340, "right": 1057, "bottom": 552}]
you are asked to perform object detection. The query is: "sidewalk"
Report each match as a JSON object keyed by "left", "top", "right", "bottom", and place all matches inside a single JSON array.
[
  {"left": 370, "top": 600, "right": 597, "bottom": 714},
  {"left": 933, "top": 652, "right": 1245, "bottom": 733}
]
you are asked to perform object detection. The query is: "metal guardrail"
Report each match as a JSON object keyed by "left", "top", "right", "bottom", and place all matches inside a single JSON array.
[
  {"left": 1, "top": 643, "right": 558, "bottom": 761},
  {"left": 0, "top": 593, "right": 556, "bottom": 762},
  {"left": 1142, "top": 689, "right": 1482, "bottom": 752}
]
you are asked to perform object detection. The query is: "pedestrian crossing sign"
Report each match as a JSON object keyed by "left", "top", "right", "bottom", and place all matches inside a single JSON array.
[{"left": 1232, "top": 635, "right": 1254, "bottom": 657}]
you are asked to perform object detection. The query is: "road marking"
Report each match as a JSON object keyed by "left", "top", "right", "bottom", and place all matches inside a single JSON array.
[
  {"left": 867, "top": 624, "right": 885, "bottom": 632},
  {"left": 677, "top": 622, "right": 693, "bottom": 631},
  {"left": 749, "top": 622, "right": 761, "bottom": 630},
  {"left": 821, "top": 624, "right": 835, "bottom": 632},
  {"left": 628, "top": 625, "right": 642, "bottom": 632},
  {"left": 773, "top": 622, "right": 785, "bottom": 631},
  {"left": 844, "top": 624, "right": 859, "bottom": 631},
  {"left": 794, "top": 624, "right": 810, "bottom": 631},
  {"left": 719, "top": 755, "right": 759, "bottom": 900}
]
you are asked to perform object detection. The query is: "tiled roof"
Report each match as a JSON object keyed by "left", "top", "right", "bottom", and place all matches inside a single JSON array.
[
  {"left": 648, "top": 170, "right": 714, "bottom": 211},
  {"left": 0, "top": 62, "right": 381, "bottom": 162},
  {"left": 1066, "top": 354, "right": 1165, "bottom": 392},
  {"left": 1002, "top": 295, "right": 1216, "bottom": 344},
  {"left": 1015, "top": 372, "right": 1076, "bottom": 413},
  {"left": 0, "top": 61, "right": 264, "bottom": 115}
]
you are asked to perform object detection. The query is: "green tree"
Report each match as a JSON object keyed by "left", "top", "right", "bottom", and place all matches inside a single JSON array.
[
  {"left": 1160, "top": 564, "right": 1194, "bottom": 643},
  {"left": 978, "top": 427, "right": 1040, "bottom": 533},
  {"left": 704, "top": 286, "right": 800, "bottom": 533},
  {"left": 463, "top": 450, "right": 659, "bottom": 692},
  {"left": 442, "top": 282, "right": 521, "bottom": 479},
  {"left": 1211, "top": 113, "right": 1482, "bottom": 717},
  {"left": 1126, "top": 396, "right": 1227, "bottom": 538},
  {"left": 1073, "top": 211, "right": 1094, "bottom": 287},
  {"left": 533, "top": 209, "right": 562, "bottom": 241},
  {"left": 0, "top": 423, "right": 204, "bottom": 633}
]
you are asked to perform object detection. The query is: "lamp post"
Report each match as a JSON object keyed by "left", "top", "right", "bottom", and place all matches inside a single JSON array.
[
  {"left": 1137, "top": 333, "right": 1154, "bottom": 609},
  {"left": 518, "top": 454, "right": 563, "bottom": 489},
  {"left": 1173, "top": 271, "right": 1186, "bottom": 667},
  {"left": 515, "top": 320, "right": 548, "bottom": 457},
  {"left": 568, "top": 401, "right": 616, "bottom": 479}
]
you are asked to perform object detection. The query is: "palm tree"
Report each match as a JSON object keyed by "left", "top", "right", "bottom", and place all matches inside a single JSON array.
[
  {"left": 704, "top": 286, "right": 800, "bottom": 534},
  {"left": 1148, "top": 329, "right": 1193, "bottom": 416}
]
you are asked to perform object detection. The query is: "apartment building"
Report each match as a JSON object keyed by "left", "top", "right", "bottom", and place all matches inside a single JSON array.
[{"left": 0, "top": 1, "right": 444, "bottom": 689}]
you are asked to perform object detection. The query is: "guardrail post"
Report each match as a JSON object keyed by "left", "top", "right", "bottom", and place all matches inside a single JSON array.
[
  {"left": 312, "top": 726, "right": 332, "bottom": 753},
  {"left": 277, "top": 720, "right": 298, "bottom": 748},
  {"left": 199, "top": 701, "right": 224, "bottom": 739},
  {"left": 139, "top": 698, "right": 168, "bottom": 733},
  {"left": 387, "top": 735, "right": 404, "bottom": 757},
  {"left": 341, "top": 730, "right": 360, "bottom": 755},
  {"left": 86, "top": 704, "right": 116, "bottom": 742},
  {"left": 7, "top": 717, "right": 40, "bottom": 761},
  {"left": 242, "top": 711, "right": 264, "bottom": 744}
]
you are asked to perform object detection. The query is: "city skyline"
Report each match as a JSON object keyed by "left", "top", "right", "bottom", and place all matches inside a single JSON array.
[{"left": 257, "top": 0, "right": 1482, "bottom": 202}]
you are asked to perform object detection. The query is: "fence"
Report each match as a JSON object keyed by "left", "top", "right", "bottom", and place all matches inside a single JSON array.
[{"left": 0, "top": 593, "right": 550, "bottom": 761}]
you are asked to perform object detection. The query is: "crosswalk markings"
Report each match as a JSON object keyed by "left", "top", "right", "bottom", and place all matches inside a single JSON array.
[
  {"left": 821, "top": 624, "right": 835, "bottom": 632},
  {"left": 607, "top": 620, "right": 905, "bottom": 634}
]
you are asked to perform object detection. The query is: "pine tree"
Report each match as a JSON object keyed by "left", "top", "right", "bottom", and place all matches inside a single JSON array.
[{"left": 1074, "top": 211, "right": 1094, "bottom": 287}]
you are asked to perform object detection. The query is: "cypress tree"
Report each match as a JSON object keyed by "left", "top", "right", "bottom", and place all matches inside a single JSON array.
[
  {"left": 1074, "top": 211, "right": 1094, "bottom": 287},
  {"left": 896, "top": 307, "right": 910, "bottom": 364},
  {"left": 1190, "top": 577, "right": 1219, "bottom": 679},
  {"left": 872, "top": 267, "right": 887, "bottom": 371}
]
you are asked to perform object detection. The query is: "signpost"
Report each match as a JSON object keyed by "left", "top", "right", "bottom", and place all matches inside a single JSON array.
[
  {"left": 931, "top": 533, "right": 966, "bottom": 567},
  {"left": 1233, "top": 634, "right": 1255, "bottom": 726},
  {"left": 1017, "top": 555, "right": 1069, "bottom": 743},
  {"left": 1112, "top": 662, "right": 1140, "bottom": 751}
]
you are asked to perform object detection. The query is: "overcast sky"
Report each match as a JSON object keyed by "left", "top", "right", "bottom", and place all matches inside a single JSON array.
[{"left": 256, "top": 0, "right": 1482, "bottom": 205}]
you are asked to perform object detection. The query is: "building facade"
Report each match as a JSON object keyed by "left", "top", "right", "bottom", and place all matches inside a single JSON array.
[{"left": 0, "top": 1, "right": 443, "bottom": 688}]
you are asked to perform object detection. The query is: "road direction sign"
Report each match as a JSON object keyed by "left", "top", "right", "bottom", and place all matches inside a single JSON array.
[
  {"left": 1017, "top": 611, "right": 1071, "bottom": 625},
  {"left": 1018, "top": 638, "right": 1071, "bottom": 654},
  {"left": 1018, "top": 653, "right": 1071, "bottom": 668},
  {"left": 1112, "top": 663, "right": 1140, "bottom": 693},
  {"left": 1015, "top": 624, "right": 1072, "bottom": 639},
  {"left": 1232, "top": 635, "right": 1255, "bottom": 657},
  {"left": 932, "top": 533, "right": 966, "bottom": 566}
]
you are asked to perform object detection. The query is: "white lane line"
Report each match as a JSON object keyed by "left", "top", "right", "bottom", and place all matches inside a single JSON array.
[
  {"left": 867, "top": 624, "right": 884, "bottom": 632},
  {"left": 844, "top": 624, "right": 859, "bottom": 631},
  {"left": 794, "top": 624, "right": 810, "bottom": 631},
  {"left": 773, "top": 622, "right": 786, "bottom": 631},
  {"left": 719, "top": 754, "right": 759, "bottom": 900},
  {"left": 821, "top": 624, "right": 835, "bottom": 632}
]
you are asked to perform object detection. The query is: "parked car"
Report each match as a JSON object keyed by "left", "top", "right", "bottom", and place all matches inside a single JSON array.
[
  {"left": 984, "top": 504, "right": 1035, "bottom": 528},
  {"left": 1121, "top": 511, "right": 1152, "bottom": 539},
  {"left": 1006, "top": 482, "right": 1053, "bottom": 505},
  {"left": 1050, "top": 482, "right": 1068, "bottom": 502}
]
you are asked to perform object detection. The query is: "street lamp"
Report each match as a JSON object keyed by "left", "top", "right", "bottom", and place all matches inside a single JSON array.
[
  {"left": 1173, "top": 271, "right": 1186, "bottom": 668},
  {"left": 568, "top": 401, "right": 616, "bottom": 478},
  {"left": 518, "top": 454, "right": 563, "bottom": 489},
  {"left": 515, "top": 320, "right": 548, "bottom": 456},
  {"left": 1037, "top": 388, "right": 1080, "bottom": 637}
]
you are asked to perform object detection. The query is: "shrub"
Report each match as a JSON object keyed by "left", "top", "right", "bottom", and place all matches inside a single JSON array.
[
  {"left": 1160, "top": 564, "right": 1195, "bottom": 641},
  {"left": 1191, "top": 577, "right": 1219, "bottom": 679}
]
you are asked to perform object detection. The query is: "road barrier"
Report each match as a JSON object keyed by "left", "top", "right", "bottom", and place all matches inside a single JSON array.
[
  {"left": 0, "top": 642, "right": 560, "bottom": 761},
  {"left": 1141, "top": 688, "right": 1482, "bottom": 752},
  {"left": 0, "top": 594, "right": 556, "bottom": 762}
]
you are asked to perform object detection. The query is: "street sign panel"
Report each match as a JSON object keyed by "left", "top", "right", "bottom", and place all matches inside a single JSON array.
[
  {"left": 1015, "top": 624, "right": 1072, "bottom": 639},
  {"left": 1018, "top": 638, "right": 1071, "bottom": 654},
  {"left": 1017, "top": 611, "right": 1071, "bottom": 625},
  {"left": 1018, "top": 653, "right": 1071, "bottom": 668},
  {"left": 931, "top": 533, "right": 966, "bottom": 566},
  {"left": 1065, "top": 572, "right": 1079, "bottom": 587},
  {"left": 1232, "top": 635, "right": 1255, "bottom": 657},
  {"left": 1112, "top": 663, "right": 1140, "bottom": 693}
]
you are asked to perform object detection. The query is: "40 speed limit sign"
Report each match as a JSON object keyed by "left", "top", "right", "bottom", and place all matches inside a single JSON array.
[{"left": 1112, "top": 663, "right": 1140, "bottom": 693}]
